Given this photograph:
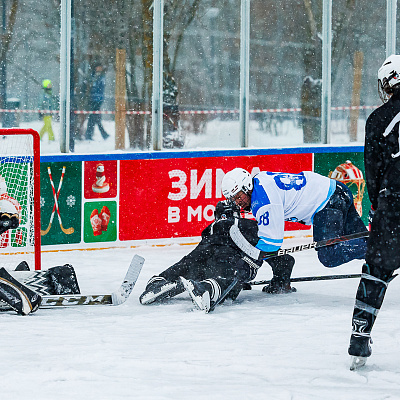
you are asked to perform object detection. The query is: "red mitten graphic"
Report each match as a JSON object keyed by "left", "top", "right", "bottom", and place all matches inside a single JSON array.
[
  {"left": 90, "top": 209, "right": 102, "bottom": 236},
  {"left": 100, "top": 206, "right": 111, "bottom": 232}
]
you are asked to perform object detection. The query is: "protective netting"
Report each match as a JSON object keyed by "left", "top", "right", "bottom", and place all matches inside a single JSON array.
[{"left": 0, "top": 132, "right": 38, "bottom": 270}]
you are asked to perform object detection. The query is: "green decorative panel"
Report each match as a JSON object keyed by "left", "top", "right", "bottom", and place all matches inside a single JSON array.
[
  {"left": 40, "top": 162, "right": 82, "bottom": 245},
  {"left": 314, "top": 152, "right": 370, "bottom": 224},
  {"left": 84, "top": 201, "right": 117, "bottom": 243}
]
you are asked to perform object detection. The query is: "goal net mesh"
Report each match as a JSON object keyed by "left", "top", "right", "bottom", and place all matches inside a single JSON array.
[{"left": 0, "top": 130, "right": 40, "bottom": 270}]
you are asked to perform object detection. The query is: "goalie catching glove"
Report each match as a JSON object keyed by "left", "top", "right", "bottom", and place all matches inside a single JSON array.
[{"left": 0, "top": 212, "right": 19, "bottom": 235}]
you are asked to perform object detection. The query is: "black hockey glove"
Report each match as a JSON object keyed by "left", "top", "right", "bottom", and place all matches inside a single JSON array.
[
  {"left": 235, "top": 256, "right": 263, "bottom": 282},
  {"left": 0, "top": 213, "right": 19, "bottom": 235},
  {"left": 214, "top": 200, "right": 240, "bottom": 221}
]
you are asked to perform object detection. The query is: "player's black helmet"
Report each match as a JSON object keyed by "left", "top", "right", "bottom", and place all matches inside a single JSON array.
[{"left": 214, "top": 200, "right": 240, "bottom": 221}]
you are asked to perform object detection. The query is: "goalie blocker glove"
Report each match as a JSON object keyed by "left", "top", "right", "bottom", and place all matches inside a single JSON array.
[
  {"left": 0, "top": 267, "right": 41, "bottom": 315},
  {"left": 0, "top": 212, "right": 19, "bottom": 235}
]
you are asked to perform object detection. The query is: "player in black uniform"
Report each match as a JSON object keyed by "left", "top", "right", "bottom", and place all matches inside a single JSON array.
[
  {"left": 139, "top": 200, "right": 296, "bottom": 311},
  {"left": 348, "top": 54, "right": 400, "bottom": 369}
]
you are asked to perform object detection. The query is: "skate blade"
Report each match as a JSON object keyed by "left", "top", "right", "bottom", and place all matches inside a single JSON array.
[
  {"left": 350, "top": 356, "right": 367, "bottom": 371},
  {"left": 140, "top": 282, "right": 177, "bottom": 305}
]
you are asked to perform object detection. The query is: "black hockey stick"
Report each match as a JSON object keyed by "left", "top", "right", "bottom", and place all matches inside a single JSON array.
[
  {"left": 230, "top": 224, "right": 369, "bottom": 261},
  {"left": 249, "top": 273, "right": 361, "bottom": 286},
  {"left": 208, "top": 272, "right": 362, "bottom": 312},
  {"left": 208, "top": 276, "right": 240, "bottom": 313}
]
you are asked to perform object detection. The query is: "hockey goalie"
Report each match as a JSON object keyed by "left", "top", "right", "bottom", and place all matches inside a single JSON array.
[
  {"left": 0, "top": 175, "right": 80, "bottom": 315},
  {"left": 0, "top": 262, "right": 81, "bottom": 315}
]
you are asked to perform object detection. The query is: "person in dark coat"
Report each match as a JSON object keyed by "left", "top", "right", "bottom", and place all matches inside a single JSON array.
[{"left": 85, "top": 64, "right": 109, "bottom": 140}]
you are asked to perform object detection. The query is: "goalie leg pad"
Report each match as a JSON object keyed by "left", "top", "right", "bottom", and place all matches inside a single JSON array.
[{"left": 0, "top": 267, "right": 41, "bottom": 315}]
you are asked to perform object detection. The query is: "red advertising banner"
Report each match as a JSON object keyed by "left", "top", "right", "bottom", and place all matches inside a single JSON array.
[{"left": 119, "top": 153, "right": 312, "bottom": 241}]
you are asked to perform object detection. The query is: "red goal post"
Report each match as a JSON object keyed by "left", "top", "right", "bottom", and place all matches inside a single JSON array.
[{"left": 0, "top": 129, "right": 41, "bottom": 270}]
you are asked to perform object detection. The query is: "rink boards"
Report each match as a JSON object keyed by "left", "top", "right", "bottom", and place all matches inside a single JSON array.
[{"left": 39, "top": 146, "right": 369, "bottom": 248}]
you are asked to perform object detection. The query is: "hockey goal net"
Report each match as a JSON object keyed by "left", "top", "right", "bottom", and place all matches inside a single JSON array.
[{"left": 0, "top": 129, "right": 41, "bottom": 270}]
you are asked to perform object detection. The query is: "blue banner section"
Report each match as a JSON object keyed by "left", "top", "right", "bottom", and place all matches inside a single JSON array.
[{"left": 41, "top": 145, "right": 364, "bottom": 163}]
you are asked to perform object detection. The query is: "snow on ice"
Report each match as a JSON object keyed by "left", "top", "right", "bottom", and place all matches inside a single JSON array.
[
  {"left": 4, "top": 114, "right": 392, "bottom": 399},
  {"left": 1, "top": 239, "right": 400, "bottom": 399}
]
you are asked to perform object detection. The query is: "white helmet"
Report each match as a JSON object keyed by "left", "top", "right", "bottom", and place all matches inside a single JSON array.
[
  {"left": 221, "top": 168, "right": 253, "bottom": 199},
  {"left": 378, "top": 55, "right": 400, "bottom": 102}
]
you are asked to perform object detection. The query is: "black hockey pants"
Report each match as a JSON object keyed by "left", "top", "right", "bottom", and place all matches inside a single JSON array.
[
  {"left": 367, "top": 193, "right": 400, "bottom": 271},
  {"left": 313, "top": 181, "right": 368, "bottom": 268}
]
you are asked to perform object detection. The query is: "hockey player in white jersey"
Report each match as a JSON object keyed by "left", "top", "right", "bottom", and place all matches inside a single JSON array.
[{"left": 222, "top": 168, "right": 367, "bottom": 268}]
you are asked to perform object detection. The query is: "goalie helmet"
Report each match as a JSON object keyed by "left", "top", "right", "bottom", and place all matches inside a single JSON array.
[
  {"left": 329, "top": 160, "right": 365, "bottom": 216},
  {"left": 214, "top": 200, "right": 240, "bottom": 221},
  {"left": 221, "top": 168, "right": 253, "bottom": 200},
  {"left": 378, "top": 55, "right": 400, "bottom": 103}
]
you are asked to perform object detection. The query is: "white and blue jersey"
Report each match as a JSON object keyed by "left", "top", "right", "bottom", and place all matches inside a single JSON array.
[{"left": 251, "top": 171, "right": 336, "bottom": 252}]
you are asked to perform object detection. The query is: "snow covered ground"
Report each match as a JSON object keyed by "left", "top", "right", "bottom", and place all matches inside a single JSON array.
[{"left": 2, "top": 239, "right": 400, "bottom": 400}]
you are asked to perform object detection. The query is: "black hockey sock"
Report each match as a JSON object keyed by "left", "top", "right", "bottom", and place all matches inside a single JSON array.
[
  {"left": 351, "top": 263, "right": 394, "bottom": 337},
  {"left": 0, "top": 268, "right": 42, "bottom": 315}
]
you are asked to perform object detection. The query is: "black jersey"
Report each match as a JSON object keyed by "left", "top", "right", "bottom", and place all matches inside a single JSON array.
[{"left": 364, "top": 91, "right": 400, "bottom": 209}]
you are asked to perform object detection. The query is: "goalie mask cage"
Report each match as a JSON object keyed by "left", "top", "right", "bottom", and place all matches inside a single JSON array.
[{"left": 0, "top": 129, "right": 41, "bottom": 270}]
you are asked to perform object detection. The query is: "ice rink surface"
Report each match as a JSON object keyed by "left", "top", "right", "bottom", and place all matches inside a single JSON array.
[{"left": 2, "top": 239, "right": 400, "bottom": 400}]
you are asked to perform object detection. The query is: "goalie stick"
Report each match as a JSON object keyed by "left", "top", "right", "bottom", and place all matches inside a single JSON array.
[
  {"left": 230, "top": 224, "right": 369, "bottom": 261},
  {"left": 36, "top": 254, "right": 144, "bottom": 309},
  {"left": 39, "top": 254, "right": 144, "bottom": 308}
]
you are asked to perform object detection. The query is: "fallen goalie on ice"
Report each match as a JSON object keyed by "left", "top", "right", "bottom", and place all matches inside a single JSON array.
[
  {"left": 0, "top": 262, "right": 80, "bottom": 315},
  {"left": 0, "top": 254, "right": 145, "bottom": 315}
]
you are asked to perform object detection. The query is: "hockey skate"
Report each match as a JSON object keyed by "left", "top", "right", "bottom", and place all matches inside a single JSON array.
[
  {"left": 349, "top": 334, "right": 372, "bottom": 371},
  {"left": 0, "top": 267, "right": 41, "bottom": 315},
  {"left": 139, "top": 276, "right": 184, "bottom": 305},
  {"left": 180, "top": 277, "right": 211, "bottom": 312},
  {"left": 262, "top": 279, "right": 296, "bottom": 294}
]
